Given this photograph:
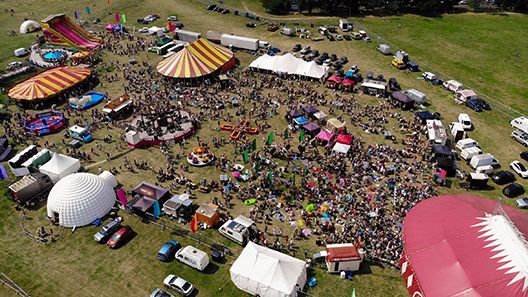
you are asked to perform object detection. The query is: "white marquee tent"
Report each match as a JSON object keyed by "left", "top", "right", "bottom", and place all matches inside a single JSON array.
[
  {"left": 249, "top": 53, "right": 328, "bottom": 79},
  {"left": 39, "top": 153, "right": 80, "bottom": 183},
  {"left": 19, "top": 20, "right": 41, "bottom": 34},
  {"left": 230, "top": 242, "right": 307, "bottom": 297}
]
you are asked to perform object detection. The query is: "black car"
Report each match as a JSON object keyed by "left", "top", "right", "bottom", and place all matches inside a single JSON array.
[
  {"left": 292, "top": 44, "right": 302, "bottom": 52},
  {"left": 246, "top": 22, "right": 256, "bottom": 28},
  {"left": 431, "top": 79, "right": 443, "bottom": 86},
  {"left": 330, "top": 54, "right": 337, "bottom": 61},
  {"left": 377, "top": 74, "right": 385, "bottom": 82},
  {"left": 320, "top": 52, "right": 329, "bottom": 60},
  {"left": 521, "top": 151, "right": 528, "bottom": 162},
  {"left": 206, "top": 4, "right": 217, "bottom": 10},
  {"left": 340, "top": 56, "right": 348, "bottom": 64},
  {"left": 474, "top": 98, "right": 491, "bottom": 110},
  {"left": 366, "top": 71, "right": 374, "bottom": 79},
  {"left": 389, "top": 78, "right": 401, "bottom": 91},
  {"left": 503, "top": 183, "right": 525, "bottom": 198},
  {"left": 343, "top": 34, "right": 351, "bottom": 41},
  {"left": 491, "top": 170, "right": 516, "bottom": 185},
  {"left": 466, "top": 98, "right": 484, "bottom": 112},
  {"left": 406, "top": 61, "right": 420, "bottom": 72},
  {"left": 353, "top": 73, "right": 363, "bottom": 82}
]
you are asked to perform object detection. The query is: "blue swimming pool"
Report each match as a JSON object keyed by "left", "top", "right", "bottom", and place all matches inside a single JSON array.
[{"left": 43, "top": 51, "right": 66, "bottom": 60}]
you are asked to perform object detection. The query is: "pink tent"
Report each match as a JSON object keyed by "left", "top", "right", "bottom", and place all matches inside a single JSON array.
[
  {"left": 317, "top": 130, "right": 334, "bottom": 142},
  {"left": 336, "top": 134, "right": 353, "bottom": 145},
  {"left": 326, "top": 75, "right": 343, "bottom": 84},
  {"left": 402, "top": 195, "right": 528, "bottom": 297},
  {"left": 105, "top": 23, "right": 116, "bottom": 31}
]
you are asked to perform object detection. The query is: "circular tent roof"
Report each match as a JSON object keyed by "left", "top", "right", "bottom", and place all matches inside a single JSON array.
[
  {"left": 8, "top": 66, "right": 91, "bottom": 102},
  {"left": 156, "top": 38, "right": 233, "bottom": 79},
  {"left": 47, "top": 173, "right": 115, "bottom": 227},
  {"left": 401, "top": 195, "right": 528, "bottom": 297},
  {"left": 20, "top": 20, "right": 41, "bottom": 34}
]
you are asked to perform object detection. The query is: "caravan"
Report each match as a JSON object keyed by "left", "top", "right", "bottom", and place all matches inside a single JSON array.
[
  {"left": 219, "top": 215, "right": 257, "bottom": 245},
  {"left": 175, "top": 246, "right": 210, "bottom": 271},
  {"left": 511, "top": 116, "right": 528, "bottom": 134},
  {"left": 443, "top": 80, "right": 464, "bottom": 92},
  {"left": 470, "top": 153, "right": 499, "bottom": 169}
]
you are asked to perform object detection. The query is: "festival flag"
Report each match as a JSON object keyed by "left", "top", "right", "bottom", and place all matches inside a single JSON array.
[
  {"left": 116, "top": 187, "right": 128, "bottom": 205},
  {"left": 267, "top": 169, "right": 273, "bottom": 182},
  {"left": 251, "top": 139, "right": 257, "bottom": 151},
  {"left": 298, "top": 219, "right": 304, "bottom": 227},
  {"left": 167, "top": 21, "right": 176, "bottom": 31},
  {"left": 351, "top": 288, "right": 356, "bottom": 297},
  {"left": 299, "top": 130, "right": 305, "bottom": 142},
  {"left": 0, "top": 164, "right": 8, "bottom": 180},
  {"left": 153, "top": 200, "right": 161, "bottom": 218},
  {"left": 114, "top": 12, "right": 121, "bottom": 23},
  {"left": 121, "top": 13, "right": 127, "bottom": 24},
  {"left": 190, "top": 215, "right": 198, "bottom": 233},
  {"left": 303, "top": 167, "right": 308, "bottom": 177},
  {"left": 267, "top": 132, "right": 274, "bottom": 145},
  {"left": 85, "top": 6, "right": 91, "bottom": 15},
  {"left": 283, "top": 129, "right": 289, "bottom": 139},
  {"left": 254, "top": 160, "right": 260, "bottom": 173},
  {"left": 74, "top": 10, "right": 80, "bottom": 19},
  {"left": 243, "top": 149, "right": 249, "bottom": 164}
]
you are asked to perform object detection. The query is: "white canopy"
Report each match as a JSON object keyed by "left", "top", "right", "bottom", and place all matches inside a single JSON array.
[
  {"left": 333, "top": 143, "right": 351, "bottom": 154},
  {"left": 230, "top": 242, "right": 307, "bottom": 297},
  {"left": 20, "top": 20, "right": 41, "bottom": 34},
  {"left": 38, "top": 153, "right": 80, "bottom": 183},
  {"left": 249, "top": 53, "right": 328, "bottom": 79}
]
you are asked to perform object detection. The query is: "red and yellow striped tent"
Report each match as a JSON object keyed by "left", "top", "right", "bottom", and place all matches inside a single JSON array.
[
  {"left": 8, "top": 66, "right": 91, "bottom": 102},
  {"left": 157, "top": 38, "right": 235, "bottom": 79}
]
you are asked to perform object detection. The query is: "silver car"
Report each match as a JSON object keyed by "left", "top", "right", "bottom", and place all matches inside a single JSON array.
[
  {"left": 163, "top": 275, "right": 194, "bottom": 296},
  {"left": 512, "top": 129, "right": 528, "bottom": 147},
  {"left": 516, "top": 197, "right": 528, "bottom": 208},
  {"left": 93, "top": 217, "right": 122, "bottom": 243},
  {"left": 150, "top": 288, "right": 174, "bottom": 297}
]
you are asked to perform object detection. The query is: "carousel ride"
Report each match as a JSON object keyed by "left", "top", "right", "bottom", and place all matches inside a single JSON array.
[
  {"left": 186, "top": 147, "right": 215, "bottom": 167},
  {"left": 125, "top": 105, "right": 195, "bottom": 148}
]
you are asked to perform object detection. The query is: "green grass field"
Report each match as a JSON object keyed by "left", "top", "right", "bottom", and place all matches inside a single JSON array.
[{"left": 1, "top": 0, "right": 528, "bottom": 296}]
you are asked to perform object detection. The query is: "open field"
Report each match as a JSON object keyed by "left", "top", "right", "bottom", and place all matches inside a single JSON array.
[{"left": 1, "top": 0, "right": 528, "bottom": 296}]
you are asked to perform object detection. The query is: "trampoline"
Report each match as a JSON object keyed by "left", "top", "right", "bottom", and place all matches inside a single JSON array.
[
  {"left": 23, "top": 111, "right": 66, "bottom": 136},
  {"left": 68, "top": 91, "right": 106, "bottom": 110},
  {"left": 42, "top": 50, "right": 67, "bottom": 62}
]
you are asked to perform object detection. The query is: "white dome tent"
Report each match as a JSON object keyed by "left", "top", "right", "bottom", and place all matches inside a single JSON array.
[
  {"left": 19, "top": 20, "right": 41, "bottom": 34},
  {"left": 47, "top": 172, "right": 116, "bottom": 228}
]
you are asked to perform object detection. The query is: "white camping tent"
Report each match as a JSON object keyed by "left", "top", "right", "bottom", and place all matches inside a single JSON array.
[
  {"left": 20, "top": 20, "right": 41, "bottom": 34},
  {"left": 249, "top": 53, "right": 328, "bottom": 79},
  {"left": 39, "top": 153, "right": 80, "bottom": 183},
  {"left": 230, "top": 242, "right": 307, "bottom": 297},
  {"left": 332, "top": 143, "right": 351, "bottom": 154}
]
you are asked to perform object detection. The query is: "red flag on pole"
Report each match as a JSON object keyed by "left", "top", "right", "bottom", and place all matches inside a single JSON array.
[
  {"left": 114, "top": 12, "right": 120, "bottom": 23},
  {"left": 190, "top": 215, "right": 198, "bottom": 233},
  {"left": 167, "top": 21, "right": 176, "bottom": 32}
]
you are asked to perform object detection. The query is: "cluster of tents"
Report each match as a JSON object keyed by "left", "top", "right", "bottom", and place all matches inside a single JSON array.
[{"left": 249, "top": 53, "right": 328, "bottom": 79}]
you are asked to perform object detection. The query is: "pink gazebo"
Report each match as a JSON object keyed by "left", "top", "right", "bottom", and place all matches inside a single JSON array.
[
  {"left": 105, "top": 23, "right": 116, "bottom": 31},
  {"left": 317, "top": 130, "right": 334, "bottom": 142}
]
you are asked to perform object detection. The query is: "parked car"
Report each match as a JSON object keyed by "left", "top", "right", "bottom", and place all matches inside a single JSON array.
[
  {"left": 267, "top": 23, "right": 279, "bottom": 31},
  {"left": 343, "top": 34, "right": 351, "bottom": 40},
  {"left": 94, "top": 217, "right": 122, "bottom": 243},
  {"left": 503, "top": 183, "right": 525, "bottom": 198},
  {"left": 139, "top": 27, "right": 148, "bottom": 33},
  {"left": 107, "top": 226, "right": 134, "bottom": 249},
  {"left": 491, "top": 170, "right": 515, "bottom": 185},
  {"left": 335, "top": 34, "right": 343, "bottom": 41},
  {"left": 512, "top": 129, "right": 528, "bottom": 146},
  {"left": 300, "top": 46, "right": 311, "bottom": 54},
  {"left": 406, "top": 61, "right": 420, "bottom": 72},
  {"left": 366, "top": 71, "right": 374, "bottom": 79},
  {"left": 246, "top": 22, "right": 256, "bottom": 28},
  {"left": 465, "top": 98, "right": 484, "bottom": 112},
  {"left": 349, "top": 65, "right": 359, "bottom": 73},
  {"left": 363, "top": 36, "right": 371, "bottom": 42},
  {"left": 516, "top": 197, "right": 528, "bottom": 208},
  {"left": 521, "top": 151, "right": 528, "bottom": 162},
  {"left": 158, "top": 240, "right": 181, "bottom": 262},
  {"left": 167, "top": 16, "right": 178, "bottom": 21},
  {"left": 339, "top": 56, "right": 348, "bottom": 64},
  {"left": 510, "top": 161, "right": 528, "bottom": 178},
  {"left": 389, "top": 78, "right": 401, "bottom": 91},
  {"left": 206, "top": 4, "right": 217, "bottom": 10},
  {"left": 163, "top": 275, "right": 194, "bottom": 296},
  {"left": 7, "top": 61, "right": 22, "bottom": 70},
  {"left": 150, "top": 288, "right": 174, "bottom": 297},
  {"left": 422, "top": 72, "right": 437, "bottom": 81},
  {"left": 473, "top": 98, "right": 491, "bottom": 110},
  {"left": 292, "top": 44, "right": 302, "bottom": 52}
]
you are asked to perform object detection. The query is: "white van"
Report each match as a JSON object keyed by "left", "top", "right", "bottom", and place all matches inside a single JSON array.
[
  {"left": 175, "top": 246, "right": 209, "bottom": 271},
  {"left": 475, "top": 165, "right": 493, "bottom": 174},
  {"left": 449, "top": 122, "right": 466, "bottom": 142},
  {"left": 456, "top": 138, "right": 479, "bottom": 151},
  {"left": 460, "top": 146, "right": 482, "bottom": 161},
  {"left": 219, "top": 215, "right": 256, "bottom": 245},
  {"left": 443, "top": 80, "right": 464, "bottom": 92},
  {"left": 14, "top": 48, "right": 29, "bottom": 57},
  {"left": 458, "top": 113, "right": 473, "bottom": 130},
  {"left": 470, "top": 153, "right": 499, "bottom": 169},
  {"left": 511, "top": 116, "right": 528, "bottom": 134}
]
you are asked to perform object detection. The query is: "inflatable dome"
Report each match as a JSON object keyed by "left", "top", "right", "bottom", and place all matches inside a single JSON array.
[{"left": 47, "top": 173, "right": 116, "bottom": 227}]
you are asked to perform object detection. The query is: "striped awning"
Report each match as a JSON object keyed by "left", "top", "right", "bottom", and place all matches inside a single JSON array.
[
  {"left": 157, "top": 38, "right": 234, "bottom": 78},
  {"left": 8, "top": 66, "right": 91, "bottom": 101}
]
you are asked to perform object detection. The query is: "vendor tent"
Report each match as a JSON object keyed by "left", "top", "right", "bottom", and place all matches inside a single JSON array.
[
  {"left": 293, "top": 116, "right": 308, "bottom": 125},
  {"left": 8, "top": 66, "right": 91, "bottom": 102},
  {"left": 38, "top": 153, "right": 80, "bottom": 183},
  {"left": 303, "top": 122, "right": 320, "bottom": 134},
  {"left": 249, "top": 53, "right": 328, "bottom": 79},
  {"left": 336, "top": 134, "right": 353, "bottom": 145},
  {"left": 327, "top": 118, "right": 345, "bottom": 132},
  {"left": 20, "top": 20, "right": 41, "bottom": 34},
  {"left": 304, "top": 106, "right": 318, "bottom": 114},
  {"left": 332, "top": 143, "right": 351, "bottom": 154},
  {"left": 289, "top": 110, "right": 303, "bottom": 118},
  {"left": 157, "top": 38, "right": 234, "bottom": 79},
  {"left": 316, "top": 130, "right": 333, "bottom": 142},
  {"left": 313, "top": 111, "right": 327, "bottom": 120},
  {"left": 230, "top": 242, "right": 307, "bottom": 297},
  {"left": 326, "top": 75, "right": 342, "bottom": 84}
]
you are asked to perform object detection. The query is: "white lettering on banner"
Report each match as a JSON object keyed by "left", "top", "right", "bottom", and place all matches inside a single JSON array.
[{"left": 407, "top": 274, "right": 414, "bottom": 288}]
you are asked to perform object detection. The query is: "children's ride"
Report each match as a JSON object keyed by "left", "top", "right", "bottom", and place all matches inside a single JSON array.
[
  {"left": 186, "top": 147, "right": 215, "bottom": 167},
  {"left": 68, "top": 91, "right": 106, "bottom": 110},
  {"left": 23, "top": 111, "right": 66, "bottom": 136},
  {"left": 220, "top": 119, "right": 259, "bottom": 140}
]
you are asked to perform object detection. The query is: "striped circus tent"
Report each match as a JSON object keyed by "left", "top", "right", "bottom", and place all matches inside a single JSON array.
[
  {"left": 8, "top": 66, "right": 91, "bottom": 102},
  {"left": 157, "top": 38, "right": 235, "bottom": 79}
]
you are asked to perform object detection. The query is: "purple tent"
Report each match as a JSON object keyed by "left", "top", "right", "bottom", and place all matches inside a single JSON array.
[
  {"left": 304, "top": 106, "right": 319, "bottom": 114},
  {"left": 289, "top": 110, "right": 303, "bottom": 118},
  {"left": 303, "top": 122, "right": 321, "bottom": 135}
]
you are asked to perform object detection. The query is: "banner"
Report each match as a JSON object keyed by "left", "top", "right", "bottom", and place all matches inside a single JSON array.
[
  {"left": 190, "top": 215, "right": 198, "bottom": 233},
  {"left": 85, "top": 6, "right": 91, "bottom": 15},
  {"left": 267, "top": 132, "right": 274, "bottom": 145},
  {"left": 74, "top": 10, "right": 79, "bottom": 19},
  {"left": 153, "top": 200, "right": 161, "bottom": 218},
  {"left": 121, "top": 13, "right": 127, "bottom": 24},
  {"left": 299, "top": 130, "right": 305, "bottom": 142},
  {"left": 0, "top": 164, "right": 8, "bottom": 180},
  {"left": 243, "top": 149, "right": 249, "bottom": 164},
  {"left": 116, "top": 187, "right": 128, "bottom": 205},
  {"left": 114, "top": 12, "right": 120, "bottom": 23},
  {"left": 251, "top": 139, "right": 257, "bottom": 151}
]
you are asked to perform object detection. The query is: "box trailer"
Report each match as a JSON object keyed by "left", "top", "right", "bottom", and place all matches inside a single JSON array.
[
  {"left": 8, "top": 172, "right": 53, "bottom": 205},
  {"left": 377, "top": 44, "right": 391, "bottom": 55},
  {"left": 175, "top": 29, "right": 201, "bottom": 42},
  {"left": 281, "top": 27, "right": 296, "bottom": 36},
  {"left": 470, "top": 153, "right": 499, "bottom": 169},
  {"left": 220, "top": 34, "right": 259, "bottom": 51},
  {"left": 404, "top": 89, "right": 427, "bottom": 104}
]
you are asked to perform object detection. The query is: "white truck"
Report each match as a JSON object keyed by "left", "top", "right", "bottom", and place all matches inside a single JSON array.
[
  {"left": 339, "top": 19, "right": 351, "bottom": 31},
  {"left": 175, "top": 29, "right": 201, "bottom": 42},
  {"left": 511, "top": 116, "right": 528, "bottom": 134},
  {"left": 220, "top": 34, "right": 259, "bottom": 51},
  {"left": 460, "top": 146, "right": 482, "bottom": 161},
  {"left": 280, "top": 27, "right": 296, "bottom": 36},
  {"left": 456, "top": 138, "right": 479, "bottom": 151},
  {"left": 470, "top": 153, "right": 499, "bottom": 169},
  {"left": 449, "top": 122, "right": 466, "bottom": 142}
]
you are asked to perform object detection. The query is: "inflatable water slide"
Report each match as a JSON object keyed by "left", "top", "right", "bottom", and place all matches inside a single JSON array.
[{"left": 41, "top": 14, "right": 101, "bottom": 50}]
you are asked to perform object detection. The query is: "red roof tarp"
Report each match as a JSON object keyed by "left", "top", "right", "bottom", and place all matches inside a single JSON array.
[
  {"left": 317, "top": 130, "right": 334, "bottom": 142},
  {"left": 336, "top": 134, "right": 353, "bottom": 145},
  {"left": 326, "top": 75, "right": 342, "bottom": 84},
  {"left": 402, "top": 195, "right": 528, "bottom": 297},
  {"left": 326, "top": 245, "right": 361, "bottom": 262},
  {"left": 341, "top": 79, "right": 356, "bottom": 87}
]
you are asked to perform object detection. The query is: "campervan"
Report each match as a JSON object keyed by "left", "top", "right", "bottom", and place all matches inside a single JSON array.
[
  {"left": 219, "top": 215, "right": 257, "bottom": 245},
  {"left": 68, "top": 125, "right": 93, "bottom": 143},
  {"left": 475, "top": 165, "right": 494, "bottom": 174},
  {"left": 458, "top": 113, "right": 473, "bottom": 130},
  {"left": 339, "top": 19, "right": 351, "bottom": 31},
  {"left": 460, "top": 146, "right": 482, "bottom": 161},
  {"left": 449, "top": 122, "right": 466, "bottom": 142},
  {"left": 470, "top": 153, "right": 499, "bottom": 169},
  {"left": 175, "top": 246, "right": 210, "bottom": 271},
  {"left": 511, "top": 116, "right": 528, "bottom": 134},
  {"left": 456, "top": 138, "right": 479, "bottom": 151},
  {"left": 443, "top": 80, "right": 464, "bottom": 92},
  {"left": 455, "top": 89, "right": 477, "bottom": 104}
]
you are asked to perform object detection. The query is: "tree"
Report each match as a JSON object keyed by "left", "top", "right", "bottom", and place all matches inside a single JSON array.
[
  {"left": 263, "top": 0, "right": 288, "bottom": 14},
  {"left": 468, "top": 0, "right": 483, "bottom": 10}
]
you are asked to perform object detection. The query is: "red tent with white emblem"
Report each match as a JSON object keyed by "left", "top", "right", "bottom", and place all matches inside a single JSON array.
[{"left": 401, "top": 195, "right": 528, "bottom": 297}]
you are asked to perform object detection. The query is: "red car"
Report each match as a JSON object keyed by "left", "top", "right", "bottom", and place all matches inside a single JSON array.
[{"left": 107, "top": 226, "right": 134, "bottom": 249}]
